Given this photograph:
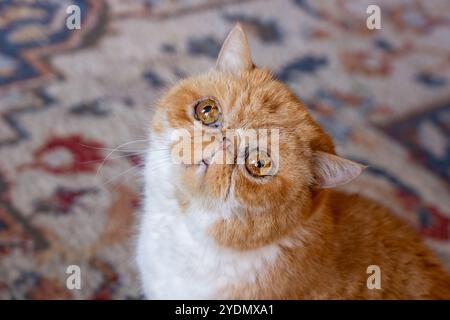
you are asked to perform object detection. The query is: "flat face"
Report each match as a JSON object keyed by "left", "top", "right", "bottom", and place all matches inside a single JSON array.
[{"left": 152, "top": 69, "right": 326, "bottom": 216}]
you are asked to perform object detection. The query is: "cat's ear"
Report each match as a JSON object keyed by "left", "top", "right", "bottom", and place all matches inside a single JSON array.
[
  {"left": 312, "top": 151, "right": 366, "bottom": 188},
  {"left": 216, "top": 23, "right": 254, "bottom": 73}
]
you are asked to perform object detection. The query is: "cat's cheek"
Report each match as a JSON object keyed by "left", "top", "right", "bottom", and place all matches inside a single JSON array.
[{"left": 232, "top": 171, "right": 280, "bottom": 207}]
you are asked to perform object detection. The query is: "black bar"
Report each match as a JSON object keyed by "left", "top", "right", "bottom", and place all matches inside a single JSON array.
[{"left": 1, "top": 300, "right": 449, "bottom": 319}]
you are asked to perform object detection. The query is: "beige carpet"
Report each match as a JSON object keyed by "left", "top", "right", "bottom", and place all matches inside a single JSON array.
[{"left": 0, "top": 0, "right": 449, "bottom": 299}]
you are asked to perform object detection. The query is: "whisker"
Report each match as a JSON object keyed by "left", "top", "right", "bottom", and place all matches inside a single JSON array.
[
  {"left": 80, "top": 151, "right": 147, "bottom": 164},
  {"left": 95, "top": 139, "right": 150, "bottom": 180},
  {"left": 80, "top": 139, "right": 150, "bottom": 152},
  {"left": 101, "top": 164, "right": 142, "bottom": 186}
]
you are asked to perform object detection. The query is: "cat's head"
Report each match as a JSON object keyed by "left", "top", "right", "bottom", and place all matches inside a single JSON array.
[{"left": 149, "top": 24, "right": 364, "bottom": 248}]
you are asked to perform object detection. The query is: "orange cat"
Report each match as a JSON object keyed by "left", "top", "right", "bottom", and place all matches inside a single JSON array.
[{"left": 136, "top": 24, "right": 450, "bottom": 299}]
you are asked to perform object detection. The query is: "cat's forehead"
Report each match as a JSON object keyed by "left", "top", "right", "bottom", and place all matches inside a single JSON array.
[{"left": 163, "top": 69, "right": 308, "bottom": 130}]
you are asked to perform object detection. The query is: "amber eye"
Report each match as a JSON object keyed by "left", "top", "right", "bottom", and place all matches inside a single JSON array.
[
  {"left": 245, "top": 150, "right": 273, "bottom": 176},
  {"left": 195, "top": 98, "right": 221, "bottom": 125}
]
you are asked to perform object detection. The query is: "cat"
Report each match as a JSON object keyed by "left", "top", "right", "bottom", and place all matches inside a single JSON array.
[{"left": 136, "top": 24, "right": 450, "bottom": 299}]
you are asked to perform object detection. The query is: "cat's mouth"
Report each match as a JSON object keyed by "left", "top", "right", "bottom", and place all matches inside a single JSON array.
[
  {"left": 198, "top": 155, "right": 223, "bottom": 174},
  {"left": 196, "top": 138, "right": 233, "bottom": 171},
  {"left": 200, "top": 158, "right": 209, "bottom": 170}
]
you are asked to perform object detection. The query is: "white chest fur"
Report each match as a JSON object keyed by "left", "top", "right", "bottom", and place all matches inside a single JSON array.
[{"left": 136, "top": 139, "right": 280, "bottom": 299}]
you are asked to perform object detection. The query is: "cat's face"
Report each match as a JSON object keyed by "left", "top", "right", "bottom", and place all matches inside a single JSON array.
[{"left": 149, "top": 25, "right": 363, "bottom": 248}]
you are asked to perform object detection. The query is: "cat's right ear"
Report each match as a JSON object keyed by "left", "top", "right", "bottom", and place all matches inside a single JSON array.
[
  {"left": 312, "top": 151, "right": 366, "bottom": 189},
  {"left": 215, "top": 23, "right": 254, "bottom": 74}
]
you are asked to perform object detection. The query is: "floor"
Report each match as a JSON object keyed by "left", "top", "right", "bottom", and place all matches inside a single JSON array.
[{"left": 0, "top": 0, "right": 449, "bottom": 299}]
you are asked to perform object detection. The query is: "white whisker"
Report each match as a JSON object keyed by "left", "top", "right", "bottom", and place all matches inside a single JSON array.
[
  {"left": 95, "top": 139, "right": 150, "bottom": 180},
  {"left": 102, "top": 164, "right": 142, "bottom": 186}
]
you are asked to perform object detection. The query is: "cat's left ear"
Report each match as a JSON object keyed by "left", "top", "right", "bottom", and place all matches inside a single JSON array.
[
  {"left": 312, "top": 151, "right": 366, "bottom": 189},
  {"left": 216, "top": 23, "right": 254, "bottom": 73}
]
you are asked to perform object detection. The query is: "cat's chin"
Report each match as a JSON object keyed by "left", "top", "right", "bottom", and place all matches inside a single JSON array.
[{"left": 177, "top": 166, "right": 236, "bottom": 207}]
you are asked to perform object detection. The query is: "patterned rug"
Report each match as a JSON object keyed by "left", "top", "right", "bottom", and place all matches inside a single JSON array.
[{"left": 0, "top": 0, "right": 449, "bottom": 299}]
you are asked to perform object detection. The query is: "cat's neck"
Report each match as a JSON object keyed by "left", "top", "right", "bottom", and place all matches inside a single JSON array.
[{"left": 183, "top": 189, "right": 336, "bottom": 253}]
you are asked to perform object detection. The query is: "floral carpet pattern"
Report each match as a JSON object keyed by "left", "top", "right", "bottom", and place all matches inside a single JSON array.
[{"left": 0, "top": 0, "right": 449, "bottom": 299}]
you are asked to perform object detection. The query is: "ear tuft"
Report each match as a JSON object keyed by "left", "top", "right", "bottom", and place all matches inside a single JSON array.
[
  {"left": 216, "top": 23, "right": 254, "bottom": 73},
  {"left": 313, "top": 151, "right": 366, "bottom": 189}
]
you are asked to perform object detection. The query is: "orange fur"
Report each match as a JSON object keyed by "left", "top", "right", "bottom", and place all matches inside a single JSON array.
[
  {"left": 219, "top": 191, "right": 450, "bottom": 299},
  {"left": 148, "top": 24, "right": 450, "bottom": 299}
]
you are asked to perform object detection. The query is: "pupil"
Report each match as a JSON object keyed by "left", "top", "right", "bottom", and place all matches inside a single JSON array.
[
  {"left": 203, "top": 105, "right": 212, "bottom": 113},
  {"left": 256, "top": 160, "right": 264, "bottom": 168}
]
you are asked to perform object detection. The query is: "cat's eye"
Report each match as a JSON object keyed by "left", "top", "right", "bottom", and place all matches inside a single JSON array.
[
  {"left": 195, "top": 98, "right": 221, "bottom": 125},
  {"left": 245, "top": 150, "right": 273, "bottom": 176}
]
